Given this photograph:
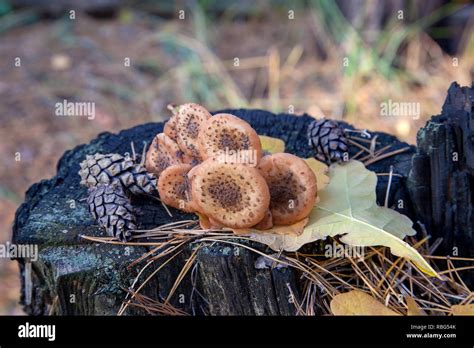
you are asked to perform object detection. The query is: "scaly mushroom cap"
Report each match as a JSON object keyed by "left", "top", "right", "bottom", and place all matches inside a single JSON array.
[
  {"left": 175, "top": 103, "right": 211, "bottom": 158},
  {"left": 164, "top": 114, "right": 178, "bottom": 141},
  {"left": 158, "top": 163, "right": 196, "bottom": 212},
  {"left": 257, "top": 153, "right": 317, "bottom": 225},
  {"left": 145, "top": 133, "right": 183, "bottom": 177},
  {"left": 190, "top": 158, "right": 270, "bottom": 228},
  {"left": 198, "top": 113, "right": 262, "bottom": 164},
  {"left": 176, "top": 149, "right": 199, "bottom": 166}
]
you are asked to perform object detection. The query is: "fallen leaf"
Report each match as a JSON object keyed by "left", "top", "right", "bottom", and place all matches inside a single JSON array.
[
  {"left": 451, "top": 304, "right": 474, "bottom": 315},
  {"left": 259, "top": 135, "right": 285, "bottom": 154},
  {"left": 406, "top": 296, "right": 426, "bottom": 315},
  {"left": 233, "top": 218, "right": 308, "bottom": 237},
  {"left": 331, "top": 290, "right": 400, "bottom": 315},
  {"left": 305, "top": 158, "right": 329, "bottom": 192},
  {"left": 247, "top": 160, "right": 439, "bottom": 278}
]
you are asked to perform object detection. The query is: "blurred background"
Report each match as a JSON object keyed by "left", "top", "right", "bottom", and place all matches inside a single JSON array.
[{"left": 0, "top": 0, "right": 472, "bottom": 315}]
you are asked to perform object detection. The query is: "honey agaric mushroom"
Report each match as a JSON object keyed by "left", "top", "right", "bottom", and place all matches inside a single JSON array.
[
  {"left": 158, "top": 163, "right": 196, "bottom": 212},
  {"left": 190, "top": 158, "right": 270, "bottom": 229},
  {"left": 257, "top": 153, "right": 317, "bottom": 225},
  {"left": 176, "top": 150, "right": 199, "bottom": 166},
  {"left": 163, "top": 104, "right": 179, "bottom": 141},
  {"left": 198, "top": 113, "right": 262, "bottom": 165},
  {"left": 164, "top": 115, "right": 178, "bottom": 141},
  {"left": 175, "top": 103, "right": 212, "bottom": 158},
  {"left": 145, "top": 133, "right": 183, "bottom": 177}
]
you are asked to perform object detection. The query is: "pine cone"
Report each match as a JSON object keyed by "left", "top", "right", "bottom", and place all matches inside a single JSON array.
[
  {"left": 79, "top": 153, "right": 157, "bottom": 196},
  {"left": 87, "top": 183, "right": 137, "bottom": 241},
  {"left": 307, "top": 119, "right": 348, "bottom": 162}
]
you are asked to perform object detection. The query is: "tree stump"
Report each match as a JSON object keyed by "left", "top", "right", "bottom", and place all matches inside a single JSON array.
[
  {"left": 407, "top": 82, "right": 474, "bottom": 283},
  {"left": 13, "top": 108, "right": 429, "bottom": 316}
]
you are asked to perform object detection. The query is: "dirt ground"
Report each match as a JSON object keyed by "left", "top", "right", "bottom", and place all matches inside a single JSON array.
[{"left": 0, "top": 6, "right": 472, "bottom": 314}]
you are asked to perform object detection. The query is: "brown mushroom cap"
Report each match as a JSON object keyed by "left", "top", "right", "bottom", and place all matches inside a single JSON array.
[
  {"left": 164, "top": 114, "right": 178, "bottom": 141},
  {"left": 257, "top": 153, "right": 317, "bottom": 225},
  {"left": 145, "top": 133, "right": 183, "bottom": 177},
  {"left": 198, "top": 113, "right": 262, "bottom": 164},
  {"left": 176, "top": 149, "right": 199, "bottom": 166},
  {"left": 175, "top": 103, "right": 211, "bottom": 158},
  {"left": 187, "top": 162, "right": 200, "bottom": 182},
  {"left": 158, "top": 163, "right": 196, "bottom": 212},
  {"left": 190, "top": 158, "right": 270, "bottom": 229}
]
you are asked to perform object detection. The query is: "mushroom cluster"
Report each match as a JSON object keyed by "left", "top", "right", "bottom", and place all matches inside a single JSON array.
[{"left": 146, "top": 103, "right": 318, "bottom": 230}]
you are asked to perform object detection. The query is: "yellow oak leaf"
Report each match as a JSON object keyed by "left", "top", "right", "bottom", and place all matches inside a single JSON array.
[
  {"left": 259, "top": 135, "right": 285, "bottom": 154},
  {"left": 247, "top": 160, "right": 439, "bottom": 278},
  {"left": 406, "top": 296, "right": 426, "bottom": 315},
  {"left": 305, "top": 157, "right": 329, "bottom": 192},
  {"left": 451, "top": 304, "right": 474, "bottom": 315},
  {"left": 232, "top": 218, "right": 308, "bottom": 237},
  {"left": 331, "top": 290, "right": 400, "bottom": 316}
]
